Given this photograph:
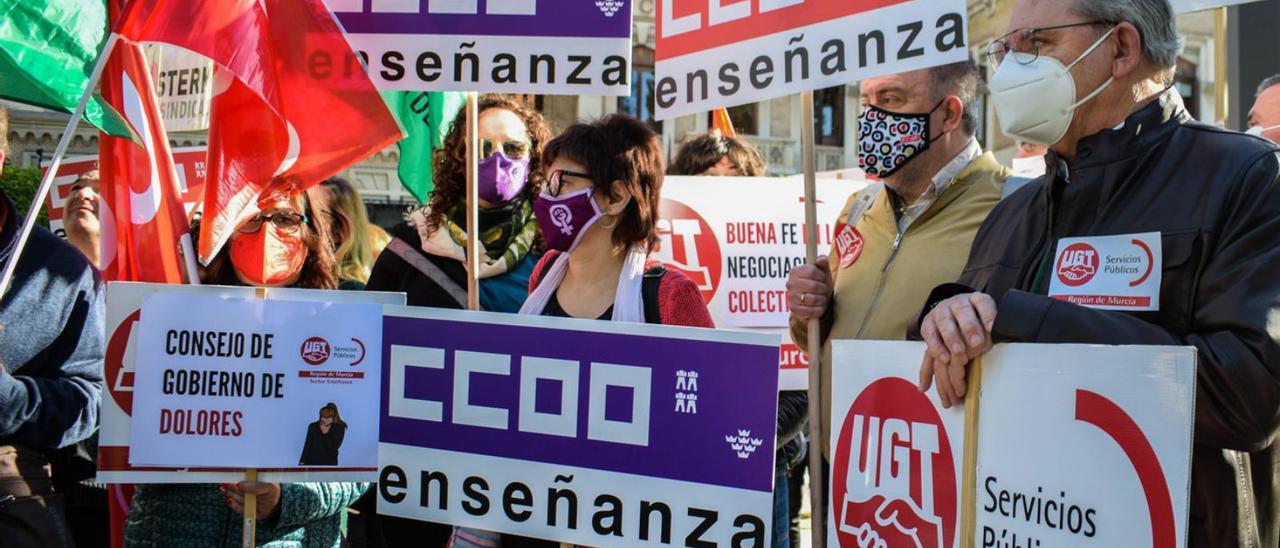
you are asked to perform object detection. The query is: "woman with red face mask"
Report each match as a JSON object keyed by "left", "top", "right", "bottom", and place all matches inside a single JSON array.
[{"left": 124, "top": 190, "right": 366, "bottom": 548}]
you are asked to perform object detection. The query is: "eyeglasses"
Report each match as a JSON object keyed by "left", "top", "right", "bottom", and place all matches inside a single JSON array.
[
  {"left": 987, "top": 20, "right": 1115, "bottom": 68},
  {"left": 481, "top": 138, "right": 532, "bottom": 160},
  {"left": 237, "top": 212, "right": 308, "bottom": 234},
  {"left": 545, "top": 169, "right": 593, "bottom": 197}
]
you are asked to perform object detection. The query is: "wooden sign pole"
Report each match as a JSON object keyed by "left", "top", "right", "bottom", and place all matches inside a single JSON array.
[
  {"left": 959, "top": 357, "right": 984, "bottom": 548},
  {"left": 239, "top": 287, "right": 273, "bottom": 546},
  {"left": 242, "top": 468, "right": 259, "bottom": 548},
  {"left": 465, "top": 92, "right": 482, "bottom": 312},
  {"left": 800, "top": 90, "right": 826, "bottom": 548}
]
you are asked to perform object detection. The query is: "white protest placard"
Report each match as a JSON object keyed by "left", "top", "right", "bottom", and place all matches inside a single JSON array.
[
  {"left": 976, "top": 344, "right": 1195, "bottom": 548},
  {"left": 656, "top": 176, "right": 863, "bottom": 390},
  {"left": 654, "top": 0, "right": 970, "bottom": 120},
  {"left": 100, "top": 282, "right": 405, "bottom": 483},
  {"left": 1172, "top": 0, "right": 1268, "bottom": 13},
  {"left": 379, "top": 307, "right": 781, "bottom": 546},
  {"left": 129, "top": 294, "right": 383, "bottom": 471},
  {"left": 325, "top": 0, "right": 632, "bottom": 95},
  {"left": 1048, "top": 232, "right": 1162, "bottom": 311},
  {"left": 147, "top": 46, "right": 213, "bottom": 132},
  {"left": 828, "top": 340, "right": 1196, "bottom": 548}
]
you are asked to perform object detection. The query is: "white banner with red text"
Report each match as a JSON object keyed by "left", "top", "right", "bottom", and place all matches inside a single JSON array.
[{"left": 655, "top": 176, "right": 864, "bottom": 390}]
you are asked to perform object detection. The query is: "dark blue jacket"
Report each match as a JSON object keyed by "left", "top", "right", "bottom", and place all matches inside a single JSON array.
[{"left": 0, "top": 189, "right": 104, "bottom": 449}]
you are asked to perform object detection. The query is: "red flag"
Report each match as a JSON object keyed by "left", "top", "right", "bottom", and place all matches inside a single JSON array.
[
  {"left": 115, "top": 0, "right": 402, "bottom": 263},
  {"left": 98, "top": 36, "right": 192, "bottom": 283},
  {"left": 712, "top": 108, "right": 737, "bottom": 139}
]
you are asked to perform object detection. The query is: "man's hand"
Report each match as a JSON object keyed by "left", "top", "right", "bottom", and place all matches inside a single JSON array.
[
  {"left": 225, "top": 481, "right": 282, "bottom": 520},
  {"left": 918, "top": 293, "right": 998, "bottom": 408},
  {"left": 787, "top": 256, "right": 834, "bottom": 322}
]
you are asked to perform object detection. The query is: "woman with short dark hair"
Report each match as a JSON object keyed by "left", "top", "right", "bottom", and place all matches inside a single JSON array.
[{"left": 523, "top": 114, "right": 712, "bottom": 326}]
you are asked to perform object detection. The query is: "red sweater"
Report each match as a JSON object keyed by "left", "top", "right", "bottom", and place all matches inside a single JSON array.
[{"left": 529, "top": 251, "right": 714, "bottom": 329}]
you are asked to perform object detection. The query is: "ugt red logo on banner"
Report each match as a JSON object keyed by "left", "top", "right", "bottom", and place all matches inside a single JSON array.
[
  {"left": 832, "top": 377, "right": 956, "bottom": 548},
  {"left": 1056, "top": 242, "right": 1099, "bottom": 287},
  {"left": 656, "top": 198, "right": 723, "bottom": 303},
  {"left": 301, "top": 337, "right": 332, "bottom": 366}
]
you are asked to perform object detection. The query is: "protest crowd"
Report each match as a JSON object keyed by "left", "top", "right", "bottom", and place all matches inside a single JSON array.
[{"left": 0, "top": 0, "right": 1279, "bottom": 547}]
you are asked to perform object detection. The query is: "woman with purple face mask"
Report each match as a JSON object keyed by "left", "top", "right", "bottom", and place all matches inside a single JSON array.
[
  {"left": 448, "top": 114, "right": 714, "bottom": 548},
  {"left": 366, "top": 94, "right": 553, "bottom": 314},
  {"left": 523, "top": 115, "right": 713, "bottom": 327}
]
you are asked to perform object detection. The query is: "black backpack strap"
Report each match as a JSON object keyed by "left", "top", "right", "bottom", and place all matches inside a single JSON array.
[{"left": 641, "top": 264, "right": 666, "bottom": 324}]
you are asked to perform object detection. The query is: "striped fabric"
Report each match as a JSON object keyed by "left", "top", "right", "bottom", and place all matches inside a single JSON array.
[{"left": 449, "top": 527, "right": 502, "bottom": 548}]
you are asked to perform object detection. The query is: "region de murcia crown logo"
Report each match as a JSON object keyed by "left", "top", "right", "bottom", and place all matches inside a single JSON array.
[
  {"left": 595, "top": 0, "right": 624, "bottom": 17},
  {"left": 725, "top": 429, "right": 764, "bottom": 460}
]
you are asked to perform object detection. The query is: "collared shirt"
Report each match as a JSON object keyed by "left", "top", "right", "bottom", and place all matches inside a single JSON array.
[{"left": 896, "top": 138, "right": 982, "bottom": 232}]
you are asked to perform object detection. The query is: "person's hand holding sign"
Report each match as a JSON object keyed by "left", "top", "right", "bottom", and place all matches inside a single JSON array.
[
  {"left": 787, "top": 256, "right": 833, "bottom": 321},
  {"left": 918, "top": 292, "right": 998, "bottom": 408},
  {"left": 225, "top": 482, "right": 282, "bottom": 520}
]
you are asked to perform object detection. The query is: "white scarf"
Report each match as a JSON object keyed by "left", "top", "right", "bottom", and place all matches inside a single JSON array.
[{"left": 519, "top": 246, "right": 648, "bottom": 322}]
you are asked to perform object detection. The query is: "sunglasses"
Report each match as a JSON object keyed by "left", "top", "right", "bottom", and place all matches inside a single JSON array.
[{"left": 481, "top": 138, "right": 532, "bottom": 160}]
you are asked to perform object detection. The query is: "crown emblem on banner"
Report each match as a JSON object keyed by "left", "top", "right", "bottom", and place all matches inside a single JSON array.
[
  {"left": 725, "top": 429, "right": 765, "bottom": 459},
  {"left": 595, "top": 0, "right": 624, "bottom": 17}
]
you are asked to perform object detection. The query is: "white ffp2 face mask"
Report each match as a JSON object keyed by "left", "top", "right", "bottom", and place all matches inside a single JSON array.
[
  {"left": 989, "top": 26, "right": 1118, "bottom": 146},
  {"left": 1246, "top": 125, "right": 1279, "bottom": 140}
]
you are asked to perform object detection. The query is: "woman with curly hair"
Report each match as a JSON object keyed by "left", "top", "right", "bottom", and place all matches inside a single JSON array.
[{"left": 367, "top": 94, "right": 553, "bottom": 312}]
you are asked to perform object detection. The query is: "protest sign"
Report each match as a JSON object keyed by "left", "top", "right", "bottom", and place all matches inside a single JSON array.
[
  {"left": 147, "top": 46, "right": 213, "bottom": 132},
  {"left": 829, "top": 341, "right": 1196, "bottom": 548},
  {"left": 378, "top": 307, "right": 781, "bottom": 546},
  {"left": 1172, "top": 0, "right": 1268, "bottom": 13},
  {"left": 656, "top": 175, "right": 862, "bottom": 390},
  {"left": 128, "top": 293, "right": 382, "bottom": 470},
  {"left": 42, "top": 147, "right": 207, "bottom": 238},
  {"left": 325, "top": 0, "right": 633, "bottom": 95},
  {"left": 654, "top": 0, "right": 970, "bottom": 120},
  {"left": 100, "top": 282, "right": 405, "bottom": 483}
]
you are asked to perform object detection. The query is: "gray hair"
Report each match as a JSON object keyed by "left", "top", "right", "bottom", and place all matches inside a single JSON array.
[
  {"left": 928, "top": 59, "right": 982, "bottom": 135},
  {"left": 1258, "top": 74, "right": 1280, "bottom": 97},
  {"left": 1070, "top": 0, "right": 1183, "bottom": 74}
]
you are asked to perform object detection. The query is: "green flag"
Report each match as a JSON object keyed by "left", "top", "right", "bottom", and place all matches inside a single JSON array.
[
  {"left": 384, "top": 91, "right": 467, "bottom": 204},
  {"left": 0, "top": 0, "right": 134, "bottom": 138}
]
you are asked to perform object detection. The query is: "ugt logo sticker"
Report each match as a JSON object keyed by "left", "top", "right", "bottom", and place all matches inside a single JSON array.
[
  {"left": 301, "top": 337, "right": 331, "bottom": 366},
  {"left": 1056, "top": 243, "right": 1099, "bottom": 287},
  {"left": 833, "top": 378, "right": 957, "bottom": 548}
]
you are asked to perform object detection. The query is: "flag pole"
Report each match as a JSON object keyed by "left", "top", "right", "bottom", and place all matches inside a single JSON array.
[
  {"left": 800, "top": 90, "right": 825, "bottom": 548},
  {"left": 464, "top": 91, "right": 481, "bottom": 311},
  {"left": 1214, "top": 6, "right": 1229, "bottom": 125},
  {"left": 0, "top": 34, "right": 119, "bottom": 299}
]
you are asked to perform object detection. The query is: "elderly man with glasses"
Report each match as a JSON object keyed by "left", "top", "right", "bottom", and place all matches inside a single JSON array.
[{"left": 913, "top": 1, "right": 1280, "bottom": 545}]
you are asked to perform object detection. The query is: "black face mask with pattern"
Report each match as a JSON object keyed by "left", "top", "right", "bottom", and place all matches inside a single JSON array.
[{"left": 857, "top": 100, "right": 944, "bottom": 178}]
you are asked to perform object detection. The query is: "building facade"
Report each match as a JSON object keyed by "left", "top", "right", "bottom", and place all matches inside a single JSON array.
[{"left": 6, "top": 1, "right": 1271, "bottom": 223}]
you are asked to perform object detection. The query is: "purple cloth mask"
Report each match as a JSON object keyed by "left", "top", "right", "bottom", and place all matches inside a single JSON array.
[
  {"left": 478, "top": 152, "right": 530, "bottom": 203},
  {"left": 533, "top": 187, "right": 604, "bottom": 253}
]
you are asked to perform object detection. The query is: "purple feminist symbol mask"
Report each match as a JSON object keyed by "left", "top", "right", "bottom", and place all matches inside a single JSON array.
[
  {"left": 478, "top": 152, "right": 530, "bottom": 204},
  {"left": 533, "top": 187, "right": 604, "bottom": 253}
]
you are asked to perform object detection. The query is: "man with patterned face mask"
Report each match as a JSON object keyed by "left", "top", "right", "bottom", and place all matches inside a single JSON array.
[
  {"left": 784, "top": 60, "right": 1009, "bottom": 463},
  {"left": 914, "top": 1, "right": 1280, "bottom": 545}
]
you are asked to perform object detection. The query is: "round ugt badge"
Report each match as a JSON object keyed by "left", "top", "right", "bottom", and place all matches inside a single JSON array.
[
  {"left": 834, "top": 222, "right": 865, "bottom": 270},
  {"left": 832, "top": 377, "right": 957, "bottom": 548}
]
